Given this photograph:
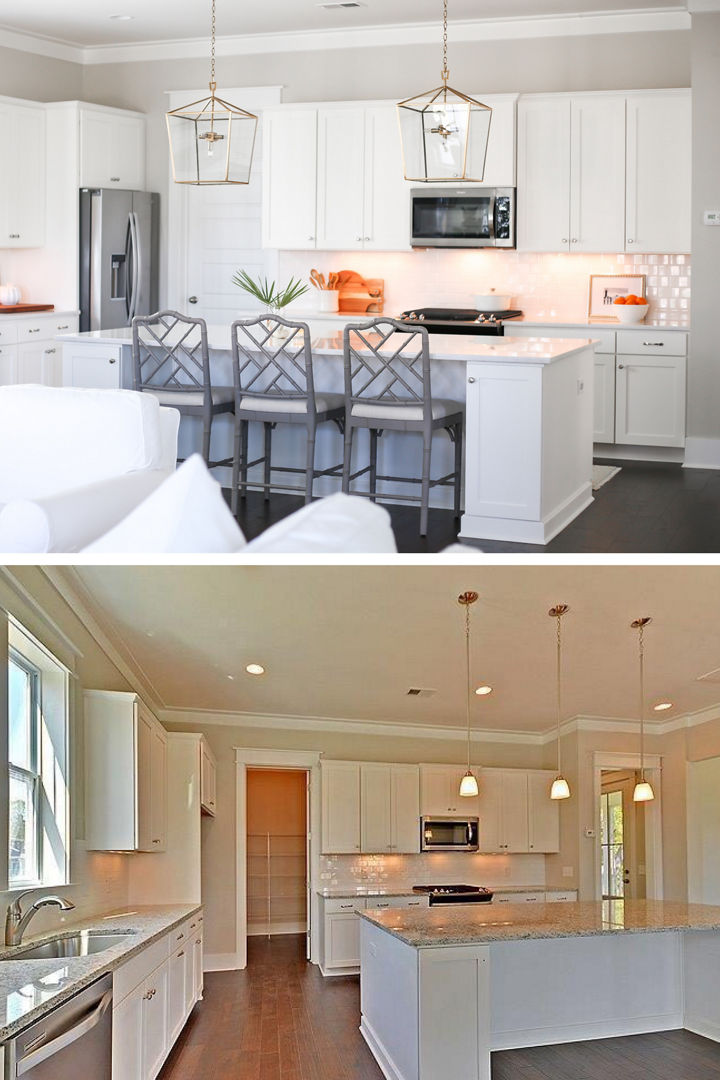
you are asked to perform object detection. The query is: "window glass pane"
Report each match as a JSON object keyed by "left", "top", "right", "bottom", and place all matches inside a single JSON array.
[
  {"left": 8, "top": 658, "right": 32, "bottom": 770},
  {"left": 9, "top": 771, "right": 37, "bottom": 885},
  {"left": 600, "top": 792, "right": 608, "bottom": 845},
  {"left": 609, "top": 789, "right": 624, "bottom": 844},
  {"left": 609, "top": 844, "right": 625, "bottom": 898}
]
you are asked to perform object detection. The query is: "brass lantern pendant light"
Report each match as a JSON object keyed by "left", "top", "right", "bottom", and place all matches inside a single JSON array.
[
  {"left": 166, "top": 0, "right": 258, "bottom": 185},
  {"left": 458, "top": 590, "right": 479, "bottom": 798},
  {"left": 548, "top": 605, "right": 571, "bottom": 801},
  {"left": 632, "top": 617, "right": 655, "bottom": 803},
  {"left": 397, "top": 0, "right": 492, "bottom": 182}
]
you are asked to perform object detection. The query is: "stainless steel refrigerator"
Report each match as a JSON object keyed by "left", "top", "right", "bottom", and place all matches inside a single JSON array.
[{"left": 79, "top": 188, "right": 159, "bottom": 331}]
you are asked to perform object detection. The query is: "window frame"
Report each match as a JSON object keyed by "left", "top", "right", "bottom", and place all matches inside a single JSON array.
[{"left": 8, "top": 647, "right": 43, "bottom": 889}]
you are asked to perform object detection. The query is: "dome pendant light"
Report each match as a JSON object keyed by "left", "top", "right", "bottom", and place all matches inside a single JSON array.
[
  {"left": 458, "top": 591, "right": 479, "bottom": 798},
  {"left": 548, "top": 604, "right": 571, "bottom": 801},
  {"left": 632, "top": 617, "right": 655, "bottom": 803},
  {"left": 166, "top": 0, "right": 258, "bottom": 185},
  {"left": 397, "top": 0, "right": 492, "bottom": 182}
]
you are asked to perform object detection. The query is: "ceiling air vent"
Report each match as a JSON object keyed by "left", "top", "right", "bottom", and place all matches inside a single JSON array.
[
  {"left": 406, "top": 687, "right": 438, "bottom": 698},
  {"left": 318, "top": 2, "right": 366, "bottom": 8}
]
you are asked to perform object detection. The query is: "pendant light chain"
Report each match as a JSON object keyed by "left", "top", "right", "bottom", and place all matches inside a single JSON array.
[
  {"left": 555, "top": 609, "right": 563, "bottom": 775},
  {"left": 548, "top": 604, "right": 570, "bottom": 801},
  {"left": 465, "top": 598, "right": 472, "bottom": 772},
  {"left": 441, "top": 0, "right": 449, "bottom": 85},
  {"left": 638, "top": 619, "right": 646, "bottom": 780},
  {"left": 210, "top": 0, "right": 217, "bottom": 91}
]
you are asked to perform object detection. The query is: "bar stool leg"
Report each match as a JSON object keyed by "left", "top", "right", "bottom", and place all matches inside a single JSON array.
[
  {"left": 420, "top": 436, "right": 432, "bottom": 537},
  {"left": 454, "top": 421, "right": 463, "bottom": 520},
  {"left": 231, "top": 415, "right": 242, "bottom": 516},
  {"left": 263, "top": 422, "right": 272, "bottom": 502},
  {"left": 304, "top": 423, "right": 316, "bottom": 505},
  {"left": 342, "top": 425, "right": 354, "bottom": 494},
  {"left": 202, "top": 413, "right": 213, "bottom": 465},
  {"left": 240, "top": 421, "right": 249, "bottom": 500},
  {"left": 369, "top": 429, "right": 378, "bottom": 503}
]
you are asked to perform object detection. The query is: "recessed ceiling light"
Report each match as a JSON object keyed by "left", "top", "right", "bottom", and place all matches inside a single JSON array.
[
  {"left": 227, "top": 675, "right": 235, "bottom": 681},
  {"left": 246, "top": 663, "right": 265, "bottom": 676},
  {"left": 109, "top": 14, "right": 134, "bottom": 20},
  {"left": 653, "top": 701, "right": 673, "bottom": 712},
  {"left": 475, "top": 685, "right": 493, "bottom": 696}
]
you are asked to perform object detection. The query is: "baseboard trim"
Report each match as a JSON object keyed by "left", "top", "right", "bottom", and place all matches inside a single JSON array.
[
  {"left": 595, "top": 444, "right": 685, "bottom": 464},
  {"left": 490, "top": 1011, "right": 684, "bottom": 1051},
  {"left": 319, "top": 962, "right": 361, "bottom": 977},
  {"left": 360, "top": 1016, "right": 407, "bottom": 1080},
  {"left": 683, "top": 437, "right": 720, "bottom": 470},
  {"left": 685, "top": 1017, "right": 720, "bottom": 1043},
  {"left": 459, "top": 482, "right": 592, "bottom": 545},
  {"left": 204, "top": 952, "right": 243, "bottom": 972},
  {"left": 247, "top": 922, "right": 306, "bottom": 937}
]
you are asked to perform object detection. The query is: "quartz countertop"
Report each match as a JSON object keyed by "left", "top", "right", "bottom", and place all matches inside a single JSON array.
[
  {"left": 0, "top": 903, "right": 200, "bottom": 1040},
  {"left": 59, "top": 325, "right": 595, "bottom": 365},
  {"left": 318, "top": 884, "right": 563, "bottom": 899},
  {"left": 359, "top": 899, "right": 720, "bottom": 948}
]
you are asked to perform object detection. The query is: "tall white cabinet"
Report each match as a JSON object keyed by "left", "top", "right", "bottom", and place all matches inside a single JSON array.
[
  {"left": 0, "top": 98, "right": 46, "bottom": 249},
  {"left": 626, "top": 90, "right": 691, "bottom": 254},
  {"left": 360, "top": 763, "right": 420, "bottom": 854}
]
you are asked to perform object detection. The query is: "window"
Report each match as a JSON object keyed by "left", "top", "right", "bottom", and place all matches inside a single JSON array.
[
  {"left": 600, "top": 788, "right": 624, "bottom": 900},
  {"left": 5, "top": 619, "right": 70, "bottom": 890}
]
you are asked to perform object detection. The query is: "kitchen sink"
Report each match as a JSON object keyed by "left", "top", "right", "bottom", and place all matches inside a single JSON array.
[{"left": 2, "top": 931, "right": 133, "bottom": 960}]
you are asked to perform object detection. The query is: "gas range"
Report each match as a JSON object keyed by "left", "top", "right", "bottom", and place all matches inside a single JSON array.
[
  {"left": 412, "top": 884, "right": 494, "bottom": 905},
  {"left": 398, "top": 307, "right": 523, "bottom": 336}
]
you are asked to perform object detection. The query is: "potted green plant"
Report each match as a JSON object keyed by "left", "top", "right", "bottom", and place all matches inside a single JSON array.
[{"left": 232, "top": 270, "right": 309, "bottom": 320}]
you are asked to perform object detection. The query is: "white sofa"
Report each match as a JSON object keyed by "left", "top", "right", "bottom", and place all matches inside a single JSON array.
[{"left": 0, "top": 385, "right": 179, "bottom": 553}]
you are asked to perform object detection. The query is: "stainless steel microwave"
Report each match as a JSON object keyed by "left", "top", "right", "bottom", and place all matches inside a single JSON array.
[
  {"left": 410, "top": 187, "right": 516, "bottom": 248},
  {"left": 421, "top": 816, "right": 479, "bottom": 852}
]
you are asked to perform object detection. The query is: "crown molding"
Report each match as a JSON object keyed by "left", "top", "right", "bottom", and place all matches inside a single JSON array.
[
  {"left": 687, "top": 1, "right": 720, "bottom": 11},
  {"left": 0, "top": 8, "right": 690, "bottom": 68}
]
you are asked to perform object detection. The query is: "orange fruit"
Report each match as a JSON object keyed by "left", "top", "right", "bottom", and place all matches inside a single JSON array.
[
  {"left": 626, "top": 294, "right": 638, "bottom": 303},
  {"left": 614, "top": 297, "right": 627, "bottom": 305}
]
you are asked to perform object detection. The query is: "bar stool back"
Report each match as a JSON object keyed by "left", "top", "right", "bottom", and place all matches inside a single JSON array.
[
  {"left": 230, "top": 314, "right": 344, "bottom": 511},
  {"left": 342, "top": 318, "right": 464, "bottom": 536},
  {"left": 132, "top": 310, "right": 234, "bottom": 467}
]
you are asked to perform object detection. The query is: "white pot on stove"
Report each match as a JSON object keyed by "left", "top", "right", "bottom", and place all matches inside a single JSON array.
[{"left": 475, "top": 291, "right": 512, "bottom": 311}]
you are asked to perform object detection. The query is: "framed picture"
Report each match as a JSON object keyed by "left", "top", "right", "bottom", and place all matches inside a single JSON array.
[{"left": 588, "top": 274, "right": 646, "bottom": 319}]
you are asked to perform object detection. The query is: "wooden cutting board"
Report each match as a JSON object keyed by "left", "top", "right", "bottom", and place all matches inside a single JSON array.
[
  {"left": 335, "top": 271, "right": 384, "bottom": 314},
  {"left": 0, "top": 303, "right": 54, "bottom": 314}
]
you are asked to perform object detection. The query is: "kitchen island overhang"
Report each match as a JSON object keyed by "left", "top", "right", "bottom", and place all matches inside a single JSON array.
[
  {"left": 60, "top": 325, "right": 596, "bottom": 546},
  {"left": 359, "top": 900, "right": 720, "bottom": 1080}
]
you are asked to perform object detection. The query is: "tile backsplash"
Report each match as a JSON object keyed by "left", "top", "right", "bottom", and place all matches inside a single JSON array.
[
  {"left": 320, "top": 852, "right": 546, "bottom": 890},
  {"left": 280, "top": 249, "right": 690, "bottom": 326}
]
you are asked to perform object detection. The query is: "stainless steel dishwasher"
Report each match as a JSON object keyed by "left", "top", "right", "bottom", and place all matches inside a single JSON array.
[{"left": 5, "top": 973, "right": 112, "bottom": 1078}]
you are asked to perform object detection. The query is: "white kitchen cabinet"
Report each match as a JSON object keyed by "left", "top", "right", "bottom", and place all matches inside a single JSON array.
[
  {"left": 0, "top": 100, "right": 46, "bottom": 248},
  {"left": 193, "top": 926, "right": 204, "bottom": 1001},
  {"left": 142, "top": 959, "right": 169, "bottom": 1080},
  {"left": 0, "top": 344, "right": 18, "bottom": 385},
  {"left": 321, "top": 761, "right": 361, "bottom": 853},
  {"left": 474, "top": 95, "right": 517, "bottom": 188},
  {"left": 527, "top": 771, "right": 560, "bottom": 853},
  {"left": 262, "top": 109, "right": 318, "bottom": 249},
  {"left": 420, "top": 763, "right": 479, "bottom": 816},
  {"left": 360, "top": 763, "right": 419, "bottom": 854},
  {"left": 615, "top": 352, "right": 687, "bottom": 447},
  {"left": 167, "top": 942, "right": 188, "bottom": 1045},
  {"left": 363, "top": 106, "right": 412, "bottom": 251},
  {"left": 80, "top": 106, "right": 146, "bottom": 189},
  {"left": 317, "top": 107, "right": 366, "bottom": 249},
  {"left": 85, "top": 690, "right": 168, "bottom": 853},
  {"left": 200, "top": 737, "right": 217, "bottom": 816},
  {"left": 594, "top": 353, "right": 617, "bottom": 443},
  {"left": 545, "top": 890, "right": 578, "bottom": 902},
  {"left": 493, "top": 891, "right": 545, "bottom": 905},
  {"left": 16, "top": 341, "right": 62, "bottom": 386},
  {"left": 499, "top": 769, "right": 529, "bottom": 852},
  {"left": 112, "top": 983, "right": 144, "bottom": 1080},
  {"left": 518, "top": 94, "right": 625, "bottom": 252},
  {"left": 62, "top": 342, "right": 121, "bottom": 388},
  {"left": 626, "top": 90, "right": 691, "bottom": 253},
  {"left": 321, "top": 897, "right": 367, "bottom": 973},
  {"left": 367, "top": 895, "right": 430, "bottom": 912}
]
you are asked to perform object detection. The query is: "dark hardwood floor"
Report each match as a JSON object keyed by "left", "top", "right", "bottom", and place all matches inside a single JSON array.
[
  {"left": 225, "top": 459, "right": 720, "bottom": 554},
  {"left": 159, "top": 935, "right": 720, "bottom": 1080}
]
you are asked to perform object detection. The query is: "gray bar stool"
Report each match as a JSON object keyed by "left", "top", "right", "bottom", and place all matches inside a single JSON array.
[
  {"left": 342, "top": 318, "right": 464, "bottom": 536},
  {"left": 230, "top": 314, "right": 344, "bottom": 513},
  {"left": 132, "top": 310, "right": 234, "bottom": 468}
]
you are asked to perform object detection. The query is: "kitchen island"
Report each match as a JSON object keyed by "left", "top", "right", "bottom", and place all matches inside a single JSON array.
[
  {"left": 60, "top": 324, "right": 595, "bottom": 545},
  {"left": 359, "top": 899, "right": 720, "bottom": 1080}
]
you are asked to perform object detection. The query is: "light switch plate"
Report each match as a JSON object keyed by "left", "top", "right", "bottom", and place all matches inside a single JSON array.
[
  {"left": 562, "top": 866, "right": 574, "bottom": 878},
  {"left": 704, "top": 210, "right": 720, "bottom": 226}
]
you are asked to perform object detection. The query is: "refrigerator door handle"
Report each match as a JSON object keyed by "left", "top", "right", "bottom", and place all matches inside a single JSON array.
[
  {"left": 123, "top": 212, "right": 133, "bottom": 322},
  {"left": 128, "top": 211, "right": 140, "bottom": 323},
  {"left": 132, "top": 211, "right": 144, "bottom": 321}
]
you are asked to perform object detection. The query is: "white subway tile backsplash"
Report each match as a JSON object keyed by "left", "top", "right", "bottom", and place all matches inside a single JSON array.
[
  {"left": 320, "top": 852, "right": 546, "bottom": 890},
  {"left": 280, "top": 250, "right": 690, "bottom": 327}
]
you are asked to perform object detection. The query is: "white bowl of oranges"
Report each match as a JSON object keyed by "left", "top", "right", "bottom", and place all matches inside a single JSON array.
[{"left": 613, "top": 294, "right": 649, "bottom": 323}]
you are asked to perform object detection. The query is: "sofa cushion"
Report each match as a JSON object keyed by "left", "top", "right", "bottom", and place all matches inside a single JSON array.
[
  {"left": 0, "top": 386, "right": 165, "bottom": 501},
  {"left": 83, "top": 454, "right": 247, "bottom": 554},
  {"left": 247, "top": 492, "right": 397, "bottom": 553}
]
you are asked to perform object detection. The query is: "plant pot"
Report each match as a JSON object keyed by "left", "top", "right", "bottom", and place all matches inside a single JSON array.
[{"left": 317, "top": 289, "right": 339, "bottom": 313}]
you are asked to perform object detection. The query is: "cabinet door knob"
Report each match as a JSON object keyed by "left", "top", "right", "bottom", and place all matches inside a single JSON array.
[
  {"left": 561, "top": 238, "right": 568, "bottom": 244},
  {"left": 109, "top": 358, "right": 117, "bottom": 364},
  {"left": 188, "top": 296, "right": 198, "bottom": 304},
  {"left": 467, "top": 377, "right": 476, "bottom": 384},
  {"left": 618, "top": 364, "right": 625, "bottom": 369},
  {"left": 178, "top": 950, "right": 185, "bottom": 957},
  {"left": 196, "top": 938, "right": 201, "bottom": 944},
  {"left": 308, "top": 236, "right": 316, "bottom": 242},
  {"left": 571, "top": 238, "right": 578, "bottom": 244},
  {"left": 627, "top": 238, "right": 634, "bottom": 244}
]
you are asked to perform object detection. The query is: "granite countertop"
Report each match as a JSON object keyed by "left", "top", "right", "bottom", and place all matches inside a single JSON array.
[
  {"left": 359, "top": 899, "right": 720, "bottom": 948},
  {"left": 317, "top": 884, "right": 567, "bottom": 899},
  {"left": 0, "top": 903, "right": 200, "bottom": 1040}
]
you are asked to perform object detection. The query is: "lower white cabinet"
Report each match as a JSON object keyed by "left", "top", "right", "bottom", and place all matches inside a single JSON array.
[
  {"left": 113, "top": 914, "right": 203, "bottom": 1080},
  {"left": 593, "top": 353, "right": 617, "bottom": 443},
  {"left": 615, "top": 353, "right": 687, "bottom": 447},
  {"left": 62, "top": 341, "right": 122, "bottom": 388},
  {"left": 0, "top": 313, "right": 78, "bottom": 386},
  {"left": 320, "top": 895, "right": 429, "bottom": 975}
]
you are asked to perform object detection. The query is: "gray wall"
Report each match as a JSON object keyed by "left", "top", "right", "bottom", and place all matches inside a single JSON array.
[
  {"left": 688, "top": 13, "right": 720, "bottom": 446},
  {"left": 0, "top": 45, "right": 83, "bottom": 101}
]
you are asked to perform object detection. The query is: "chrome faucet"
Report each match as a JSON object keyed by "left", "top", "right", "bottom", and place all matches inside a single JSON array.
[{"left": 4, "top": 891, "right": 76, "bottom": 947}]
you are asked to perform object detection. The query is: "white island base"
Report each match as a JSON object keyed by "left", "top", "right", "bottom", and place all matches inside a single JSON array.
[{"left": 360, "top": 917, "right": 720, "bottom": 1080}]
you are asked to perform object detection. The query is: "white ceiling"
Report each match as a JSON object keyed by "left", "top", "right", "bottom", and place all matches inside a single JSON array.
[
  {"left": 64, "top": 565, "right": 720, "bottom": 736},
  {"left": 0, "top": 0, "right": 687, "bottom": 48}
]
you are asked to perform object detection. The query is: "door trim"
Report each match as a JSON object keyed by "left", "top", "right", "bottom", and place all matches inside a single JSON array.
[{"left": 234, "top": 747, "right": 321, "bottom": 970}]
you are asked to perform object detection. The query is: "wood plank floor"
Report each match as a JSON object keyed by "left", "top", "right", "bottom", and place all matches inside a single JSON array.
[
  {"left": 226, "top": 459, "right": 720, "bottom": 554},
  {"left": 159, "top": 935, "right": 720, "bottom": 1080}
]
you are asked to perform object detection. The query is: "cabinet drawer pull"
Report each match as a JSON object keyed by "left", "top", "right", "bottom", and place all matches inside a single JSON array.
[
  {"left": 339, "top": 903, "right": 353, "bottom": 909},
  {"left": 28, "top": 328, "right": 40, "bottom": 333},
  {"left": 408, "top": 901, "right": 421, "bottom": 906},
  {"left": 152, "top": 839, "right": 161, "bottom": 844},
  {"left": 44, "top": 347, "right": 56, "bottom": 354},
  {"left": 110, "top": 177, "right": 121, "bottom": 182},
  {"left": 177, "top": 933, "right": 184, "bottom": 940},
  {"left": 178, "top": 950, "right": 185, "bottom": 957},
  {"left": 57, "top": 324, "right": 69, "bottom": 330},
  {"left": 643, "top": 342, "right": 664, "bottom": 347},
  {"left": 8, "top": 233, "right": 20, "bottom": 239}
]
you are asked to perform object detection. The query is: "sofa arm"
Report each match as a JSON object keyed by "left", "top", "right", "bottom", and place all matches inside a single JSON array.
[
  {"left": 157, "top": 407, "right": 181, "bottom": 471},
  {"left": 246, "top": 493, "right": 397, "bottom": 553},
  {"left": 0, "top": 469, "right": 171, "bottom": 553}
]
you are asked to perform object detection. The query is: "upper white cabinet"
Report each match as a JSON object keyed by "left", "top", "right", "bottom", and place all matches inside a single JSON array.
[
  {"left": 321, "top": 761, "right": 361, "bottom": 853},
  {"left": 0, "top": 99, "right": 46, "bottom": 248},
  {"left": 518, "top": 94, "right": 625, "bottom": 252},
  {"left": 360, "top": 763, "right": 420, "bottom": 854},
  {"left": 625, "top": 90, "right": 691, "bottom": 254},
  {"left": 263, "top": 108, "right": 318, "bottom": 249},
  {"left": 527, "top": 772, "right": 561, "bottom": 853},
  {"left": 80, "top": 106, "right": 146, "bottom": 189},
  {"left": 478, "top": 768, "right": 559, "bottom": 853},
  {"left": 362, "top": 105, "right": 412, "bottom": 251},
  {"left": 420, "top": 763, "right": 479, "bottom": 816},
  {"left": 85, "top": 690, "right": 168, "bottom": 853},
  {"left": 317, "top": 107, "right": 366, "bottom": 249}
]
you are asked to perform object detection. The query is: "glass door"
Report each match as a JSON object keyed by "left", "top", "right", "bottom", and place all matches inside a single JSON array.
[{"left": 600, "top": 789, "right": 625, "bottom": 899}]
